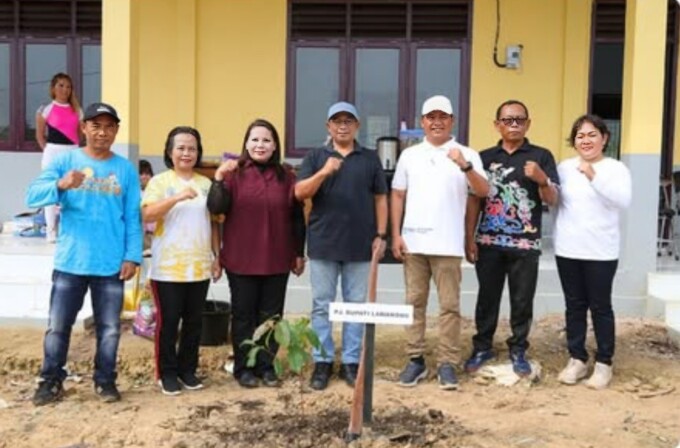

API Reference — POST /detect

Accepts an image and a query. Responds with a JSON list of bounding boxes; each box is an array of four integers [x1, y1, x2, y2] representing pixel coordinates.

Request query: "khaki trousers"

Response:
[[403, 254, 462, 365]]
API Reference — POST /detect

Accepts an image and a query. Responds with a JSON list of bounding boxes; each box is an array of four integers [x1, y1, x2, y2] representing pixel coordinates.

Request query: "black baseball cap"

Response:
[[83, 102, 121, 123]]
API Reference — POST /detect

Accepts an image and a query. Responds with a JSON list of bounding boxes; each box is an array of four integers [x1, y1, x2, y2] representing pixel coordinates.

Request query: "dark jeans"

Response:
[[472, 248, 539, 354], [151, 280, 210, 380], [40, 270, 124, 385], [555, 256, 618, 365], [226, 271, 289, 378]]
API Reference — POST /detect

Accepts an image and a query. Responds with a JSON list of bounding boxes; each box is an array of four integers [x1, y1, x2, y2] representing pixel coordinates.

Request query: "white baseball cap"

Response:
[[421, 95, 453, 116]]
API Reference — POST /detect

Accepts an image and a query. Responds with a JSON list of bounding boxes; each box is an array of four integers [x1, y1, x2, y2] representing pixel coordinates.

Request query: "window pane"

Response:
[[294, 47, 340, 150], [82, 44, 101, 108], [355, 48, 399, 149], [591, 42, 623, 159], [415, 48, 461, 134], [0, 44, 9, 142], [25, 44, 67, 142]]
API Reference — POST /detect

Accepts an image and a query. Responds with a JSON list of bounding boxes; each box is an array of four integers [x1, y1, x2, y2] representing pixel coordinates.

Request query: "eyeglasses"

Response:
[[498, 117, 528, 126], [330, 118, 357, 126]]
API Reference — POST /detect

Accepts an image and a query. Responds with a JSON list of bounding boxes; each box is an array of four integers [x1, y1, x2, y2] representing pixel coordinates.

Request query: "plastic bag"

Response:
[[132, 282, 156, 340], [123, 266, 142, 313]]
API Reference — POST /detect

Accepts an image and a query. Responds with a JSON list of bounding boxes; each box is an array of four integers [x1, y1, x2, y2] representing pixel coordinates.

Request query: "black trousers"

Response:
[[151, 280, 210, 379], [555, 256, 618, 365], [226, 271, 289, 378], [472, 248, 539, 353]]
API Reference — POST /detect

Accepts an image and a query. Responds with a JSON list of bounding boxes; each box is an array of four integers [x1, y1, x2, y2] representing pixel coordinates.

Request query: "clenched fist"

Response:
[[57, 170, 86, 190], [524, 161, 548, 185], [321, 156, 343, 176], [175, 187, 198, 202]]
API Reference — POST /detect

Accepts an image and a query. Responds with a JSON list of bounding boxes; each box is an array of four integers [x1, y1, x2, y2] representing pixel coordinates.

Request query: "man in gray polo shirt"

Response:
[[295, 101, 388, 391]]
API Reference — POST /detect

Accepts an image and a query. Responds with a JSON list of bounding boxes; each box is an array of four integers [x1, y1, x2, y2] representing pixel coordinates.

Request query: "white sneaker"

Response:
[[585, 362, 612, 390], [558, 358, 588, 385]]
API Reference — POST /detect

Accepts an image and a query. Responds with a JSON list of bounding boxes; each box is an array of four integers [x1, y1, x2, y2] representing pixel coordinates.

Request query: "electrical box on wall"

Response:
[[506, 45, 523, 69]]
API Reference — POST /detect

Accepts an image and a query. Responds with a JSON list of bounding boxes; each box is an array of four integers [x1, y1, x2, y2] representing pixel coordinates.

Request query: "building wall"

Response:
[[468, 0, 591, 160], [126, 0, 593, 162], [133, 0, 287, 159]]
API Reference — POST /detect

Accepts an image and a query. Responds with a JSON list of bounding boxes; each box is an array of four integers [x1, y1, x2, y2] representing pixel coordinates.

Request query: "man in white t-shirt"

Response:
[[391, 95, 489, 390]]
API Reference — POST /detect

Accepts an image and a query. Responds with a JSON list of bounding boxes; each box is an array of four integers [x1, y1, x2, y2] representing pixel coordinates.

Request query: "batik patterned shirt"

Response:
[[475, 139, 559, 254]]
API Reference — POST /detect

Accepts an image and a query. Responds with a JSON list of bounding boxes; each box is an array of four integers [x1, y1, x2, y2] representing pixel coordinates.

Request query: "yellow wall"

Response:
[[133, 0, 286, 158], [102, 0, 140, 145], [195, 0, 287, 157], [620, 0, 667, 156], [469, 0, 591, 160]]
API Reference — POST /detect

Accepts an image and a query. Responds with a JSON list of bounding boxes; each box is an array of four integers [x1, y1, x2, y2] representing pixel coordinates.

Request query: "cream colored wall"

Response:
[[133, 0, 286, 158], [469, 0, 591, 160]]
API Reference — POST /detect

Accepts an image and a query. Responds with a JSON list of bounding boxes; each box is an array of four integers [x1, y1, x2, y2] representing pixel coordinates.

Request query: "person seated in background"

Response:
[[139, 159, 155, 252], [139, 159, 154, 191]]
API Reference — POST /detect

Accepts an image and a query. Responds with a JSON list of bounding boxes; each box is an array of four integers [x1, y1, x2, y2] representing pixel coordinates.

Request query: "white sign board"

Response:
[[329, 303, 413, 325]]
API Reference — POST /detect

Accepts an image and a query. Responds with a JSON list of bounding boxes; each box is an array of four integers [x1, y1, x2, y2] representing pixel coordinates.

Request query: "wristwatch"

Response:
[[460, 161, 473, 173], [375, 233, 388, 240]]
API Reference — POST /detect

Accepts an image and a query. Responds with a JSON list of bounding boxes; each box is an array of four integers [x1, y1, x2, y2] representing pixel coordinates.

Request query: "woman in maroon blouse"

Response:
[[207, 118, 306, 388]]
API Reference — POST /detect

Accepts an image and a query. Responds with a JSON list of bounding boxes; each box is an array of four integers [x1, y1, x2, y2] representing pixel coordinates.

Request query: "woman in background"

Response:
[[208, 118, 305, 388], [35, 73, 82, 243], [139, 159, 154, 191], [142, 126, 221, 396], [554, 114, 632, 390], [139, 159, 155, 252]]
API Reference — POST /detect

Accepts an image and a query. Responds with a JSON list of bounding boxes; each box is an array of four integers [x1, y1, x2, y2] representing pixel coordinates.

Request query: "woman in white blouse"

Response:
[[554, 114, 631, 390]]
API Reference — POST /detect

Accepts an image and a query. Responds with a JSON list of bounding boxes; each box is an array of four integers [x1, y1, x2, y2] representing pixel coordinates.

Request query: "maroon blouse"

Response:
[[212, 162, 304, 275]]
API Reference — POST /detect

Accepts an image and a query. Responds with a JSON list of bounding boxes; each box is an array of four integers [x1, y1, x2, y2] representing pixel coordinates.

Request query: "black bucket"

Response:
[[200, 300, 231, 346]]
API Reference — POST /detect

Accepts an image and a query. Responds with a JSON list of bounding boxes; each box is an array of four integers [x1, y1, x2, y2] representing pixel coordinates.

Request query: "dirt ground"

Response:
[[0, 315, 679, 448]]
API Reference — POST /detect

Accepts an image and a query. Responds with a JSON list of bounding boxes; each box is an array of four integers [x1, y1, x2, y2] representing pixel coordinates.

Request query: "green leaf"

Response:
[[273, 358, 283, 377], [240, 339, 256, 348], [288, 348, 306, 374], [305, 328, 321, 350], [246, 346, 262, 368], [274, 320, 291, 347]]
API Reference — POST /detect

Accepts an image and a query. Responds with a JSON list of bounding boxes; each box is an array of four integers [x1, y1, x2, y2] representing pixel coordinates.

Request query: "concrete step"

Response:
[[0, 229, 650, 324], [647, 271, 680, 342]]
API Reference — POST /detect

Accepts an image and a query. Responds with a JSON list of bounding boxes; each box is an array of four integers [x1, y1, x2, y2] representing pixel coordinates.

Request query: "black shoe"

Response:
[[178, 372, 204, 391], [237, 370, 259, 388], [32, 379, 63, 406], [260, 370, 280, 388], [158, 376, 182, 396], [310, 362, 333, 391], [95, 382, 121, 403], [338, 363, 359, 387]]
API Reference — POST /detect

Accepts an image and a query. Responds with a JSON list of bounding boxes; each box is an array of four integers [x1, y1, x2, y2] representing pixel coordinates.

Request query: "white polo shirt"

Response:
[[392, 137, 486, 256]]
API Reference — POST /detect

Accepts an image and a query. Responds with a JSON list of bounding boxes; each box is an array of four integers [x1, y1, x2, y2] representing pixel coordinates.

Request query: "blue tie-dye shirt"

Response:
[[26, 148, 142, 276]]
